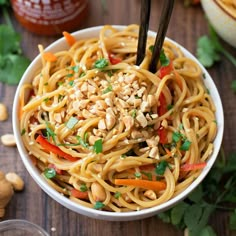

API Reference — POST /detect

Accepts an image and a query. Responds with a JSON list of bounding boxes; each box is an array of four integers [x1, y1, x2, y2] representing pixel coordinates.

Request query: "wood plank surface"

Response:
[[1, 1, 236, 235]]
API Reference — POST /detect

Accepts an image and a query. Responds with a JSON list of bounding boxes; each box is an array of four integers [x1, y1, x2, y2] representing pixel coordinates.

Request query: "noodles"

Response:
[[19, 25, 217, 212], [216, 0, 236, 17]]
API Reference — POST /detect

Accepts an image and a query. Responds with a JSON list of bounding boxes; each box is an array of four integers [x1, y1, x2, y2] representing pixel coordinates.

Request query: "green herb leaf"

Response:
[[45, 122, 56, 144], [172, 131, 182, 143], [79, 184, 88, 192], [102, 84, 113, 94], [155, 160, 168, 175], [77, 135, 89, 148], [66, 117, 78, 129], [93, 139, 103, 154], [159, 49, 170, 66], [114, 192, 121, 199], [180, 140, 191, 151], [21, 128, 26, 136], [44, 168, 56, 179], [196, 35, 221, 68], [131, 109, 137, 118], [170, 201, 188, 226], [134, 172, 141, 178], [0, 25, 30, 85], [94, 58, 109, 69], [141, 171, 152, 181], [94, 201, 105, 209], [149, 45, 154, 52], [68, 80, 74, 86]]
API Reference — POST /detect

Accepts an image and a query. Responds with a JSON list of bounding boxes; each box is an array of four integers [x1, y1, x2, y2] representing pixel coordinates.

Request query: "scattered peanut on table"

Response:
[[1, 134, 16, 147], [0, 103, 8, 121], [0, 171, 24, 217]]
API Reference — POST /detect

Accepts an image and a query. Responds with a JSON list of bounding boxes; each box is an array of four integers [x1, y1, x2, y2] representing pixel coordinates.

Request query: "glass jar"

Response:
[[11, 0, 88, 35]]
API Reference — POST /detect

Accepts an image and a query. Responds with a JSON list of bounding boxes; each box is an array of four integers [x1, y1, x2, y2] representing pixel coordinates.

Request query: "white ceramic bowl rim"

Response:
[[13, 25, 224, 221]]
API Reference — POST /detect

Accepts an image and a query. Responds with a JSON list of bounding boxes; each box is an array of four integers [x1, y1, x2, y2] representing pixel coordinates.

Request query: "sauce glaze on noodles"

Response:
[[19, 25, 217, 212]]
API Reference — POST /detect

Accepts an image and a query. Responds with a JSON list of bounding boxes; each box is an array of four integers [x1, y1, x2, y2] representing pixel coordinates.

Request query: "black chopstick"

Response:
[[149, 0, 175, 73], [136, 0, 151, 66], [136, 0, 175, 73]]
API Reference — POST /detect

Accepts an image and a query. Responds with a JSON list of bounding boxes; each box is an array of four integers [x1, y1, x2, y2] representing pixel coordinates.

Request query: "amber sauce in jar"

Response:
[[11, 0, 88, 35]]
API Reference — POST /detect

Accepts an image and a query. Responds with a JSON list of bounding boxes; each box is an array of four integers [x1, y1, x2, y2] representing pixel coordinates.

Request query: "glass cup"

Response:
[[0, 219, 49, 236]]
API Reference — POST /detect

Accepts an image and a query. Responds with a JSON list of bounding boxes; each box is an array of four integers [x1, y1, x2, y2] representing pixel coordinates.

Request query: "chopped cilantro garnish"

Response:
[[159, 49, 170, 66], [66, 117, 78, 129], [67, 73, 74, 78], [141, 171, 152, 181], [71, 65, 80, 73], [43, 97, 49, 103], [68, 80, 74, 86], [149, 45, 154, 52], [93, 139, 103, 154], [44, 168, 56, 179], [57, 81, 64, 86], [131, 109, 137, 118], [120, 154, 127, 159], [180, 140, 191, 151], [172, 131, 182, 143], [167, 104, 174, 110], [77, 135, 89, 148], [134, 172, 142, 178], [21, 128, 26, 136], [79, 184, 88, 192], [94, 201, 105, 209], [79, 72, 86, 77], [94, 58, 109, 69], [45, 122, 56, 144], [114, 192, 121, 199], [102, 84, 113, 94], [155, 160, 169, 175]]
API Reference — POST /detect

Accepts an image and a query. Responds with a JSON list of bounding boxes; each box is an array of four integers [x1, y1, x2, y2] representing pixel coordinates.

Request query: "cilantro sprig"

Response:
[[158, 149, 236, 235], [0, 2, 30, 85], [197, 24, 236, 68]]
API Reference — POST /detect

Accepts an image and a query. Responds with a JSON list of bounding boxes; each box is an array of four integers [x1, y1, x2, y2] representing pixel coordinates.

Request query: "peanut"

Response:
[[0, 103, 8, 121], [1, 134, 16, 147], [5, 172, 24, 191], [144, 190, 157, 200], [91, 182, 106, 202]]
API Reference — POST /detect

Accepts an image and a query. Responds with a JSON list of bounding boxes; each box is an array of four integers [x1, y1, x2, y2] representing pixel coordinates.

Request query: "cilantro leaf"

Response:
[[94, 201, 105, 209], [44, 168, 56, 179], [94, 58, 109, 69], [159, 49, 170, 66], [93, 139, 103, 154], [0, 25, 30, 85], [196, 36, 221, 68], [155, 160, 168, 175]]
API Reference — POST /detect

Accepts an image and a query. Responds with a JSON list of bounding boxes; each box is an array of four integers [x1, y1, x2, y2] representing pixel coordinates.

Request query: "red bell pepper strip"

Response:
[[159, 61, 173, 79], [108, 53, 122, 65], [158, 92, 168, 116], [180, 162, 207, 171], [157, 126, 168, 144], [36, 135, 77, 162], [71, 188, 89, 200]]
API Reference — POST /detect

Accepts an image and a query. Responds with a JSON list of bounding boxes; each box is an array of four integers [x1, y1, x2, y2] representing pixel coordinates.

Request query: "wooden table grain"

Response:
[[1, 1, 236, 235]]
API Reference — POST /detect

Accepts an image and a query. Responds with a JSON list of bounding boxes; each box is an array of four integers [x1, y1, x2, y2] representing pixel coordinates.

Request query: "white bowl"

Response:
[[13, 26, 224, 221], [201, 0, 236, 48]]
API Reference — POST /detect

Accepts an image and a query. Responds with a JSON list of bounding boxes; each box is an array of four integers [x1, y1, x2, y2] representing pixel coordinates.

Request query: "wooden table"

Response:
[[1, 1, 236, 235]]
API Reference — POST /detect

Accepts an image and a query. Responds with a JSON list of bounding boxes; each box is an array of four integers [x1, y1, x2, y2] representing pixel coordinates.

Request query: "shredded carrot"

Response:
[[114, 179, 166, 191], [63, 31, 76, 47], [43, 52, 57, 62], [71, 188, 89, 200], [180, 162, 207, 171], [164, 148, 172, 157]]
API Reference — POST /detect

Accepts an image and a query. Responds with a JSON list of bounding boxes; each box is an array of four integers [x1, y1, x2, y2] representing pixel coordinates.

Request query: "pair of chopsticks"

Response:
[[136, 0, 175, 73]]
